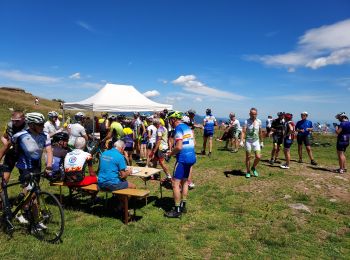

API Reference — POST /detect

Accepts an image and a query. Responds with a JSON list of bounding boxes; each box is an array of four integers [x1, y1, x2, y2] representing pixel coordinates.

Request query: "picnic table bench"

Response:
[[50, 181, 150, 224]]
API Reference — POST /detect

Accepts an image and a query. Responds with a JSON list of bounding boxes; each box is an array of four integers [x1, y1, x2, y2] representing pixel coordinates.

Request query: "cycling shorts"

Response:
[[245, 139, 261, 153], [147, 142, 155, 150], [204, 130, 214, 137], [297, 135, 311, 146], [272, 134, 283, 145], [3, 147, 18, 173], [154, 149, 167, 161], [284, 138, 294, 149], [337, 141, 349, 152], [173, 161, 193, 180], [98, 181, 128, 191], [168, 130, 175, 138]]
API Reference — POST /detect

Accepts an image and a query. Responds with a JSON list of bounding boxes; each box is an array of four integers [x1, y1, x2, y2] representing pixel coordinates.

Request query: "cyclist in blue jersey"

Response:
[[201, 108, 217, 157], [165, 111, 196, 218], [334, 112, 350, 174], [11, 112, 53, 227], [295, 112, 317, 165]]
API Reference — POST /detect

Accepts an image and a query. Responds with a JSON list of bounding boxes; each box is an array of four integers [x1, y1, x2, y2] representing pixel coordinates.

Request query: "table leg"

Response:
[[123, 195, 129, 225]]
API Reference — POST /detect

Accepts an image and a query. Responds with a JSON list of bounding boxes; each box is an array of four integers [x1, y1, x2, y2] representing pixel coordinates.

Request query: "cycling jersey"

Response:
[[296, 119, 313, 136], [44, 121, 59, 136], [147, 125, 157, 144], [174, 123, 196, 164], [64, 149, 92, 182], [244, 118, 262, 142], [229, 119, 242, 132], [12, 130, 51, 171], [110, 121, 124, 141], [122, 127, 134, 149], [68, 123, 86, 147], [156, 125, 168, 151], [203, 115, 216, 133], [271, 118, 285, 135]]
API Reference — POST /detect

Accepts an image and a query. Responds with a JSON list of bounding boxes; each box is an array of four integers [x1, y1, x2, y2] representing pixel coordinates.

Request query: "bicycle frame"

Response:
[[1, 172, 41, 230]]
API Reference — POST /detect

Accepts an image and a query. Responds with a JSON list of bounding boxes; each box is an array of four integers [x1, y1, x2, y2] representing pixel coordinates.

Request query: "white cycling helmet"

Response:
[[48, 111, 58, 118], [182, 115, 190, 124], [75, 112, 85, 121], [25, 112, 45, 124]]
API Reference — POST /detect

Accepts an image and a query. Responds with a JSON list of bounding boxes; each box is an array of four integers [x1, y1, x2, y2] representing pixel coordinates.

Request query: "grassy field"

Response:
[[0, 89, 349, 259]]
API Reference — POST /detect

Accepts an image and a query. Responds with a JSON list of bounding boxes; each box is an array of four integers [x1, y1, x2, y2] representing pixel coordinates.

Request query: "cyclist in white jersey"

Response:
[[67, 112, 89, 148], [240, 108, 264, 178], [44, 111, 61, 138]]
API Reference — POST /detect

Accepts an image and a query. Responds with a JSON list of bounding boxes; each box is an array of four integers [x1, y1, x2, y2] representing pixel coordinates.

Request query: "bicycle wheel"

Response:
[[29, 191, 64, 243]]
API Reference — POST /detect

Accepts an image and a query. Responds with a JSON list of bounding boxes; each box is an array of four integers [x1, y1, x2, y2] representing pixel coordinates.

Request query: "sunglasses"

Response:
[[34, 123, 45, 127]]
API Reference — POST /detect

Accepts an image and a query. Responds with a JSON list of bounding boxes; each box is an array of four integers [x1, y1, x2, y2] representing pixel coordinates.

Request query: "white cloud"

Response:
[[143, 90, 160, 98], [165, 96, 184, 104], [80, 82, 103, 89], [69, 72, 81, 79], [271, 94, 337, 103], [250, 19, 350, 70], [0, 70, 60, 84], [76, 21, 95, 32], [158, 79, 168, 84], [195, 97, 203, 102], [172, 75, 246, 101]]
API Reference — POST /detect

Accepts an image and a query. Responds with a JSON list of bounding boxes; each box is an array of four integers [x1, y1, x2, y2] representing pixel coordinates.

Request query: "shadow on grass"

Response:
[[153, 197, 174, 212], [307, 165, 333, 172], [224, 170, 245, 177], [55, 192, 155, 224]]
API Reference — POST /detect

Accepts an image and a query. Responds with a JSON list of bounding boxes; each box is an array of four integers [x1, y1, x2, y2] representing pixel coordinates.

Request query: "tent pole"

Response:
[[92, 110, 95, 141]]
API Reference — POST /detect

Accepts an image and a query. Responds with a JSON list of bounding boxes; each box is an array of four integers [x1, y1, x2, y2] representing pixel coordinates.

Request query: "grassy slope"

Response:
[[0, 93, 349, 259], [0, 89, 61, 132]]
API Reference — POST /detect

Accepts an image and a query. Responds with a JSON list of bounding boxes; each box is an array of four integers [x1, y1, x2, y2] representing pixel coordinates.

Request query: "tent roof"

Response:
[[63, 83, 172, 112]]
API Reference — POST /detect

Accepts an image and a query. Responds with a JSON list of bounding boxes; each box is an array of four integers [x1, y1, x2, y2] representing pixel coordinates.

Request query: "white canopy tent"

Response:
[[63, 83, 172, 112]]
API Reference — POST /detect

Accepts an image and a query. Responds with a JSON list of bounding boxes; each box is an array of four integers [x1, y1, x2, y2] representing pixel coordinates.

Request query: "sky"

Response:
[[0, 0, 349, 121]]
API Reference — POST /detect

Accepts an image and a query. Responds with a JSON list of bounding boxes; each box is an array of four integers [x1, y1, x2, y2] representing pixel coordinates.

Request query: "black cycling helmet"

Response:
[[206, 108, 211, 115], [52, 132, 69, 143], [277, 112, 285, 116], [109, 115, 117, 121]]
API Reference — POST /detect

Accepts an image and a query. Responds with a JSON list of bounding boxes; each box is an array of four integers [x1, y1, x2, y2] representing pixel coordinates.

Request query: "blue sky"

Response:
[[0, 0, 349, 121]]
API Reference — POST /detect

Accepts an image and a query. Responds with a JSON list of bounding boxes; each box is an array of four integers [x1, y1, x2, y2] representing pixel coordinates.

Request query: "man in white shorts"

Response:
[[240, 108, 264, 178]]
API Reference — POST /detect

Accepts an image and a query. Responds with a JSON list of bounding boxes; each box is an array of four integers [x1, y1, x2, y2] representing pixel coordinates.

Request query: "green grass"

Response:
[[1, 107, 349, 258]]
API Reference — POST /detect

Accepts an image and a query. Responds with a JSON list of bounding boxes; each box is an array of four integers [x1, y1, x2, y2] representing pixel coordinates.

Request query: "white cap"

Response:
[[301, 111, 308, 115]]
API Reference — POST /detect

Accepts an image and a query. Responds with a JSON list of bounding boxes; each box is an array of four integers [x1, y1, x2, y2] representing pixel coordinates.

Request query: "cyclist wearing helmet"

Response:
[[68, 112, 88, 148], [334, 112, 350, 174], [146, 116, 157, 166], [132, 112, 142, 157], [182, 114, 196, 189], [201, 108, 217, 157], [12, 113, 53, 227], [295, 112, 317, 165], [0, 111, 27, 183], [46, 132, 70, 181], [12, 112, 53, 178], [280, 113, 295, 169], [165, 111, 196, 218], [240, 108, 263, 178], [269, 112, 285, 165], [122, 120, 135, 166], [44, 111, 60, 137]]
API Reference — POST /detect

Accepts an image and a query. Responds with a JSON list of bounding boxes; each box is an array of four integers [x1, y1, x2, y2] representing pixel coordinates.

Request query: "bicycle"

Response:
[[0, 165, 64, 243], [87, 139, 103, 164]]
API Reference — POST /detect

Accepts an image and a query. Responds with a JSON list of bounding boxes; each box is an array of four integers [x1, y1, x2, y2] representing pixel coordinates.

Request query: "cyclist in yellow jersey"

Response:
[[122, 120, 134, 165], [101, 115, 124, 148]]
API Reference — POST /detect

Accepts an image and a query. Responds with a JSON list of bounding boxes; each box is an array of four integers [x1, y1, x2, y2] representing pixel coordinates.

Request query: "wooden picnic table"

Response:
[[129, 166, 163, 198]]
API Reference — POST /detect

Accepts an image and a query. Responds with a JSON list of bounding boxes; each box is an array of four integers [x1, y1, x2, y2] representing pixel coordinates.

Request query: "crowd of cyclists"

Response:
[[0, 107, 349, 221]]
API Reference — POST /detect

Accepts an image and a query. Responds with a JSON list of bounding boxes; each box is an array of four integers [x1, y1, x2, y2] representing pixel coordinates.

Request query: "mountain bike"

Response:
[[0, 165, 64, 243]]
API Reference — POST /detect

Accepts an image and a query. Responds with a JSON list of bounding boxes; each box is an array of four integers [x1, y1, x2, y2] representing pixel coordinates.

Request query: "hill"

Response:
[[0, 87, 61, 130]]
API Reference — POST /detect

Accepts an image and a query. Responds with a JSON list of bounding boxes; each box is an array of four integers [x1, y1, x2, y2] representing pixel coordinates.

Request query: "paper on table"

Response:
[[132, 168, 141, 174]]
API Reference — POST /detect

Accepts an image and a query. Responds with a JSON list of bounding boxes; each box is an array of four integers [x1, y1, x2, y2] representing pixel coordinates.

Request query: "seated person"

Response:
[[46, 132, 70, 182], [98, 140, 136, 191], [64, 137, 97, 186]]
